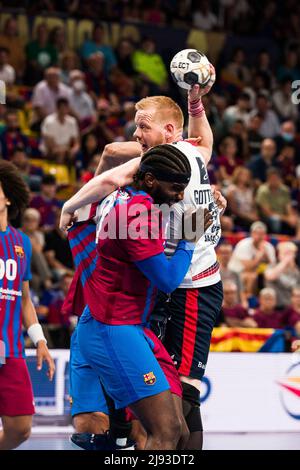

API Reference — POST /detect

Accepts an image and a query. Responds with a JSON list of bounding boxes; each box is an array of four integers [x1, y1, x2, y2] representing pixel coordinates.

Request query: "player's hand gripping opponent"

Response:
[[182, 207, 213, 243]]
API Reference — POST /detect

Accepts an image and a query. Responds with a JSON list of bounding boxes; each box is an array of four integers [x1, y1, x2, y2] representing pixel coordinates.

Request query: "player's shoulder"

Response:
[[171, 140, 204, 161], [18, 229, 31, 246], [123, 186, 153, 207]]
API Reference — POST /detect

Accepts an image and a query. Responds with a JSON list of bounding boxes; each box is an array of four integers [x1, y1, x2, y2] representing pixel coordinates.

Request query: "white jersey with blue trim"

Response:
[[165, 140, 221, 288]]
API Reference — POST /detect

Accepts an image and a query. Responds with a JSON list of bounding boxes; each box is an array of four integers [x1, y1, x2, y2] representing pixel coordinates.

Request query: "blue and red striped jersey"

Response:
[[63, 187, 165, 325], [0, 226, 32, 358]]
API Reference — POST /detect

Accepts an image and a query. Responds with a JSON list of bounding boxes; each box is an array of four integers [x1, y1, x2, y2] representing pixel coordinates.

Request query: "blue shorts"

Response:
[[69, 328, 108, 417], [77, 307, 170, 409]]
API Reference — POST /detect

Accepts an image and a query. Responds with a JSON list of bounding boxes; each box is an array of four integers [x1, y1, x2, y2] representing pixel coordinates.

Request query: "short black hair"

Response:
[[0, 47, 9, 55], [135, 144, 191, 183], [0, 160, 30, 219], [42, 174, 56, 185], [266, 167, 281, 178], [12, 145, 25, 155], [56, 97, 69, 108]]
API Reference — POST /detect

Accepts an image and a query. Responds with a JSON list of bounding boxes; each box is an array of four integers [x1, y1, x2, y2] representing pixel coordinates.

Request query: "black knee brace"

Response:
[[182, 382, 203, 433]]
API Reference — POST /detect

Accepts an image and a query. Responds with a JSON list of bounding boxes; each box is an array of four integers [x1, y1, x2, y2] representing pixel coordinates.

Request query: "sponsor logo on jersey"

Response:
[[14, 245, 24, 258], [143, 371, 156, 385]]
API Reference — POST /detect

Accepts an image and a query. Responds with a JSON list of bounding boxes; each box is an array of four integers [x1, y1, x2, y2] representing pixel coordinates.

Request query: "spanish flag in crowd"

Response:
[[210, 328, 286, 352]]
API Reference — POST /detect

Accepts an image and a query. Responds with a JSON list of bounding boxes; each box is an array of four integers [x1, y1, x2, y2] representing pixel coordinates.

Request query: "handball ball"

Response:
[[170, 49, 215, 90]]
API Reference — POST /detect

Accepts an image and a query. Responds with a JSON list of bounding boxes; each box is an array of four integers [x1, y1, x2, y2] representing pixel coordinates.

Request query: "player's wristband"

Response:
[[27, 323, 47, 347], [188, 98, 205, 117]]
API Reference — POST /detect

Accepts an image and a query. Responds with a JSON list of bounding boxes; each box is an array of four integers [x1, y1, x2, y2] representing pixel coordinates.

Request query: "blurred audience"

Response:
[[31, 67, 71, 129], [265, 242, 300, 309], [30, 174, 62, 231], [228, 221, 276, 298], [21, 208, 52, 295], [255, 167, 297, 235], [44, 211, 74, 280], [222, 280, 257, 327], [285, 286, 300, 336], [40, 97, 80, 163], [253, 288, 285, 328]]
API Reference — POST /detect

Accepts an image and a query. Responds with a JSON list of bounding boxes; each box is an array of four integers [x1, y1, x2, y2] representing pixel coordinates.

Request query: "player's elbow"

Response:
[[158, 278, 181, 294], [103, 143, 119, 159]]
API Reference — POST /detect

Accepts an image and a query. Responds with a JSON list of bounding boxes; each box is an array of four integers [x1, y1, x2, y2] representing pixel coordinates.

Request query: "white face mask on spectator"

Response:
[[73, 79, 85, 92]]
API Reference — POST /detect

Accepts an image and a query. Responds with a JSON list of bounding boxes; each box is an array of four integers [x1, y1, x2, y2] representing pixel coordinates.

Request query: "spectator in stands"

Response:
[[227, 167, 259, 230], [143, 0, 166, 25], [255, 50, 275, 90], [85, 52, 109, 100], [0, 109, 30, 160], [122, 0, 143, 22], [80, 154, 101, 184], [0, 47, 15, 85], [25, 22, 58, 85], [44, 210, 74, 279], [277, 49, 300, 82], [255, 167, 297, 235], [68, 69, 96, 131], [217, 136, 243, 187], [265, 242, 300, 309], [192, 0, 218, 31], [228, 221, 276, 298], [285, 286, 300, 336], [222, 91, 251, 130], [0, 17, 25, 78], [224, 47, 251, 85], [49, 25, 67, 58], [247, 138, 277, 184], [30, 174, 62, 231], [37, 272, 73, 348], [40, 97, 80, 163], [21, 208, 52, 294], [272, 78, 299, 122], [217, 243, 243, 298], [76, 132, 99, 172], [247, 114, 264, 157], [80, 22, 116, 76], [249, 93, 280, 138], [275, 120, 300, 164], [59, 50, 81, 85], [243, 72, 269, 108], [222, 280, 257, 327], [10, 146, 44, 191], [115, 38, 136, 77], [227, 119, 249, 161], [253, 288, 285, 328], [274, 144, 296, 186], [132, 37, 168, 91], [31, 67, 71, 129]]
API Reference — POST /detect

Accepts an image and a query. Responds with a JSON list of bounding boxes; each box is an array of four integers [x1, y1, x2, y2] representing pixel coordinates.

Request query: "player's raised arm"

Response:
[[60, 157, 141, 230], [187, 79, 214, 166]]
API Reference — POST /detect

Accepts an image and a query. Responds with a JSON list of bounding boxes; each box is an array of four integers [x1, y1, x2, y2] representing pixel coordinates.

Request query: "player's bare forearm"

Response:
[[95, 141, 142, 176], [188, 112, 213, 153], [62, 157, 141, 216], [187, 83, 214, 166]]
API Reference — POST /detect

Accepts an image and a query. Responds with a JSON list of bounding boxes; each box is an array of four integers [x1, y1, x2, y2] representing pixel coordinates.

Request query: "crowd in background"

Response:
[[0, 0, 299, 348]]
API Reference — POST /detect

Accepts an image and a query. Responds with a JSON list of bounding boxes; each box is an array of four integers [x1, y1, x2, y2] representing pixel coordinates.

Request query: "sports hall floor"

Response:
[[16, 429, 300, 450]]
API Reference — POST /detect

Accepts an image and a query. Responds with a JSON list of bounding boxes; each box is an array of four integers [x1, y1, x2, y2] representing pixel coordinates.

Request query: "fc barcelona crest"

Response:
[[14, 245, 24, 258], [143, 371, 156, 385]]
